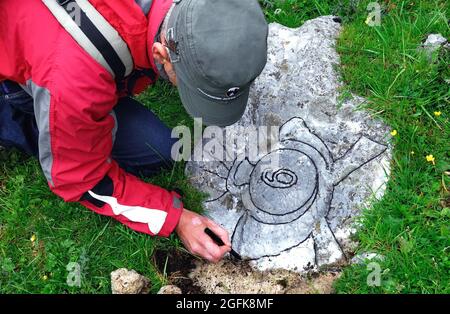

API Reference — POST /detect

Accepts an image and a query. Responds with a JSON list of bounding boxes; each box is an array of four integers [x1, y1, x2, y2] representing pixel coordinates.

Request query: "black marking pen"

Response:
[[204, 228, 242, 260]]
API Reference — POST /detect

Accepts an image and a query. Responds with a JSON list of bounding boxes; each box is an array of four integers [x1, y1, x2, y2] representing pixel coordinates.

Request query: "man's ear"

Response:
[[152, 42, 169, 65]]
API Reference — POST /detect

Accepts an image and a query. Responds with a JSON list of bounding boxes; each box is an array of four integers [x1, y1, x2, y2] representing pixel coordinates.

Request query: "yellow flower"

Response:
[[30, 234, 36, 242], [410, 151, 415, 155], [434, 111, 441, 117], [42, 275, 48, 281], [390, 129, 398, 136], [426, 154, 435, 165]]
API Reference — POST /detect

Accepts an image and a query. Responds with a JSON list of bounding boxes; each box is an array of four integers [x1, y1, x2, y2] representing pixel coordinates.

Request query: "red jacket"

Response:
[[0, 0, 183, 237]]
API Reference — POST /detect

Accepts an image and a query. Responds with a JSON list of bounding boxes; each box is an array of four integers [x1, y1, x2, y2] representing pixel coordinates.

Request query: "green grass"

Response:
[[265, 0, 449, 294], [0, 0, 449, 293], [331, 0, 449, 293], [0, 84, 197, 293]]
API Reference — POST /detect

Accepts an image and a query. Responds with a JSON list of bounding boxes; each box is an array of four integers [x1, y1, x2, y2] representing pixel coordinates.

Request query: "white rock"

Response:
[[422, 33, 448, 48], [351, 252, 385, 265], [186, 16, 392, 272], [420, 33, 449, 58], [157, 285, 182, 294], [110, 268, 150, 294]]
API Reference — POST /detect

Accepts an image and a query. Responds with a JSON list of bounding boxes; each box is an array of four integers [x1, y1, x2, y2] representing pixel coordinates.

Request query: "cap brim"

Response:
[[177, 79, 249, 127]]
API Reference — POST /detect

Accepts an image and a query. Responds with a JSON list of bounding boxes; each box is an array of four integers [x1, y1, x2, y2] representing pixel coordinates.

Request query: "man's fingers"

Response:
[[203, 236, 225, 255], [189, 241, 220, 263], [203, 253, 216, 263], [202, 235, 229, 261], [205, 219, 231, 247]]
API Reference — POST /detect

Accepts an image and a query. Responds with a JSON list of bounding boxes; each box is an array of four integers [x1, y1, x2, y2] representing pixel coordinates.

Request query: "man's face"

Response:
[[152, 33, 177, 86]]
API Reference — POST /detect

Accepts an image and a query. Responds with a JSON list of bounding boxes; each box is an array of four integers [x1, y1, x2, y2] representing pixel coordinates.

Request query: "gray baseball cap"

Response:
[[164, 0, 268, 126]]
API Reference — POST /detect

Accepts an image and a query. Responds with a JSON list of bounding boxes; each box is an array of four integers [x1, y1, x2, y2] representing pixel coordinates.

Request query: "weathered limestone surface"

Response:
[[419, 33, 449, 60], [157, 285, 183, 294], [111, 268, 150, 294], [186, 16, 392, 272]]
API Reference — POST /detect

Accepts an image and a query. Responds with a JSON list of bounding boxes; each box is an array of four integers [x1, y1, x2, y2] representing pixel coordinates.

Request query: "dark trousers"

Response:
[[0, 81, 176, 177]]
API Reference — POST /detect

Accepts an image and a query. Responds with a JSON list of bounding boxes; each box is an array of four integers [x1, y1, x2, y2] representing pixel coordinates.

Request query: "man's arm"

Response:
[[28, 49, 230, 261], [28, 74, 183, 237]]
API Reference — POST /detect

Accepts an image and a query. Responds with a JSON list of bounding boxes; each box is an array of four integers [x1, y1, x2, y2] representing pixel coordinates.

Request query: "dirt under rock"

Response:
[[190, 260, 341, 294], [154, 249, 342, 294], [153, 249, 203, 294]]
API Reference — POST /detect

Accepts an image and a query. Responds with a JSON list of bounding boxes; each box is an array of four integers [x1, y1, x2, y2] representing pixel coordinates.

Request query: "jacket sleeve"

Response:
[[28, 55, 182, 237]]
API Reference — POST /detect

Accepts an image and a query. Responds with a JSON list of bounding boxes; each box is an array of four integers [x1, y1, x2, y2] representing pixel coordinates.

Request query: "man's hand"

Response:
[[175, 208, 231, 263]]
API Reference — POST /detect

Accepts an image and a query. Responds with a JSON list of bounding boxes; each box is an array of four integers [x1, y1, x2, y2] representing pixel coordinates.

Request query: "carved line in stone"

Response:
[[249, 183, 318, 225], [248, 148, 319, 217], [199, 117, 389, 263], [283, 139, 331, 169], [333, 146, 388, 187], [261, 168, 298, 188], [230, 212, 314, 262], [233, 158, 254, 188], [205, 190, 229, 203], [198, 167, 228, 180], [283, 116, 334, 160]]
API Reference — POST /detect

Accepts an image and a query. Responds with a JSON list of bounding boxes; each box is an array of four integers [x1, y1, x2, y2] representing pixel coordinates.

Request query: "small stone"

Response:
[[110, 268, 150, 294], [157, 285, 182, 294], [351, 252, 385, 265], [420, 33, 449, 59], [422, 33, 448, 48]]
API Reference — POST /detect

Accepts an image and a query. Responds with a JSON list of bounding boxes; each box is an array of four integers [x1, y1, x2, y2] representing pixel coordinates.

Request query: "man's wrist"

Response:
[[157, 194, 184, 237], [174, 208, 186, 234]]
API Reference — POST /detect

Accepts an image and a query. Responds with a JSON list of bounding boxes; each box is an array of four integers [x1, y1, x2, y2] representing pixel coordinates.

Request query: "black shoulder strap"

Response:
[[42, 0, 134, 81]]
